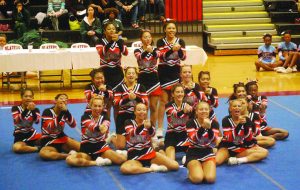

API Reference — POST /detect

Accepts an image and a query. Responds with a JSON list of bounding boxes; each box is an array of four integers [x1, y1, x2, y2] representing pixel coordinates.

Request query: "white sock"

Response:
[[237, 157, 248, 164]]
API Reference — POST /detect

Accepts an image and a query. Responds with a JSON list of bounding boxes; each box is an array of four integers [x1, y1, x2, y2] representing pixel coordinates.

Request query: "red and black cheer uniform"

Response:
[[114, 83, 148, 135], [40, 107, 76, 152], [219, 116, 257, 156], [157, 37, 186, 90], [248, 95, 271, 133], [96, 38, 128, 90], [205, 87, 219, 121], [185, 119, 219, 166], [11, 105, 41, 146], [80, 112, 111, 160], [124, 119, 156, 166], [164, 101, 191, 152], [134, 47, 162, 96], [248, 112, 261, 137], [84, 83, 113, 113]]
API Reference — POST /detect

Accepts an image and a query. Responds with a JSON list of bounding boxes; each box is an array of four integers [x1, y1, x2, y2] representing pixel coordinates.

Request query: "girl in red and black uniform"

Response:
[[198, 71, 219, 122], [96, 22, 128, 91], [216, 99, 268, 166], [134, 30, 161, 130], [39, 94, 80, 160], [12, 88, 41, 153], [245, 80, 289, 140], [120, 103, 179, 174], [180, 65, 207, 112], [156, 20, 186, 138], [84, 68, 113, 118], [239, 98, 275, 148], [164, 84, 193, 160], [186, 102, 219, 184], [113, 67, 148, 150], [66, 97, 126, 167]]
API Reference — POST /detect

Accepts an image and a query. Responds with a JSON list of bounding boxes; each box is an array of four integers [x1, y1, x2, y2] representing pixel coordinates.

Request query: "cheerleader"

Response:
[[39, 94, 80, 160], [180, 65, 207, 111], [239, 98, 275, 148], [12, 88, 41, 153], [134, 30, 161, 128], [66, 97, 126, 167], [186, 102, 219, 184], [164, 83, 192, 160], [156, 20, 186, 138], [120, 103, 179, 174], [245, 81, 289, 140], [198, 71, 218, 122], [96, 22, 128, 91], [254, 33, 279, 71], [228, 82, 247, 100], [216, 99, 268, 166], [84, 68, 113, 118], [113, 67, 148, 150]]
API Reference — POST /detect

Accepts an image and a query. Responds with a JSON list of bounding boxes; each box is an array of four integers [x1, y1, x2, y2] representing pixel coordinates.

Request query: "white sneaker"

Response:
[[274, 67, 284, 71], [292, 65, 298, 72], [95, 157, 112, 166], [282, 67, 293, 73], [228, 157, 239, 165], [182, 155, 186, 165], [106, 132, 116, 144], [150, 164, 168, 172], [69, 150, 77, 155], [276, 67, 286, 73]]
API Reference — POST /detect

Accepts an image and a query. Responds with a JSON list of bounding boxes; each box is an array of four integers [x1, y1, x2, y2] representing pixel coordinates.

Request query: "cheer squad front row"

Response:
[[11, 21, 289, 184]]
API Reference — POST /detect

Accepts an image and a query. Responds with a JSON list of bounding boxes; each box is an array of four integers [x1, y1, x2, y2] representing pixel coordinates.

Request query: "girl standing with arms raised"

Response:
[[134, 30, 161, 132], [156, 20, 186, 138]]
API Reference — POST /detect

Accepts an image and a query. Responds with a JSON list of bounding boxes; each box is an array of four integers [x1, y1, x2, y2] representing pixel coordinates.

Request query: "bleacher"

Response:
[[203, 0, 300, 55]]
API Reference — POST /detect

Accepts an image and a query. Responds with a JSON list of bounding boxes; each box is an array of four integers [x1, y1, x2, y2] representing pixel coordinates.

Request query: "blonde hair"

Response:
[[89, 96, 104, 107]]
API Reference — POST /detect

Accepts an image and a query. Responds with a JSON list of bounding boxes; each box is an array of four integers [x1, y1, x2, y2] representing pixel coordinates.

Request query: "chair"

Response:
[[131, 41, 143, 48], [2, 44, 26, 89], [70, 43, 92, 88], [39, 43, 64, 89]]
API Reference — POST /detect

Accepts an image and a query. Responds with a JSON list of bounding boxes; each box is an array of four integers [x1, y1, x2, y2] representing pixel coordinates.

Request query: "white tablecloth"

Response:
[[0, 46, 207, 72]]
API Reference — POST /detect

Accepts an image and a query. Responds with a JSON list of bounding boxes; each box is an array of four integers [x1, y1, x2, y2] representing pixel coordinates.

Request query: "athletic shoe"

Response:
[[228, 157, 239, 165], [274, 67, 284, 71], [150, 164, 168, 172], [116, 150, 128, 159], [292, 65, 298, 72], [96, 157, 112, 166], [276, 67, 286, 73], [282, 67, 293, 73], [182, 155, 186, 165]]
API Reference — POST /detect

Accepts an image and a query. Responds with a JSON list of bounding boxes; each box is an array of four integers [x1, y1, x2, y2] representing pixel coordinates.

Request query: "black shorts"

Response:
[[138, 72, 160, 94], [80, 141, 110, 160], [158, 64, 180, 89], [127, 147, 155, 162], [164, 131, 189, 152], [116, 112, 135, 135], [102, 66, 124, 90], [40, 133, 67, 153], [185, 148, 215, 166], [13, 131, 39, 146], [219, 141, 256, 157]]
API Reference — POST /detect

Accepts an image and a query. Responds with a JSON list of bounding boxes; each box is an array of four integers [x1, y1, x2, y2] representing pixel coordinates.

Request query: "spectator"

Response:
[[114, 0, 139, 28], [90, 0, 108, 21], [102, 7, 123, 37], [67, 0, 90, 22], [139, 0, 165, 22], [12, 1, 30, 38], [0, 33, 7, 50], [0, 0, 13, 18], [47, 0, 69, 30], [80, 5, 102, 47]]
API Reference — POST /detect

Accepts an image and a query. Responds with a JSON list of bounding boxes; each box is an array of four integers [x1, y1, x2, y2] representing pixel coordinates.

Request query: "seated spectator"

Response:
[[80, 5, 102, 47], [47, 0, 69, 31], [67, 0, 89, 22], [255, 34, 280, 71], [0, 0, 13, 18], [102, 7, 123, 37], [90, 0, 108, 21], [278, 44, 300, 73], [12, 1, 30, 38], [114, 0, 139, 28], [139, 0, 165, 22], [0, 33, 7, 50]]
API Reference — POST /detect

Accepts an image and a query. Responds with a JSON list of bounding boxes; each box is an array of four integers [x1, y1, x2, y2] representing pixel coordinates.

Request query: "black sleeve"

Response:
[[116, 39, 124, 52]]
